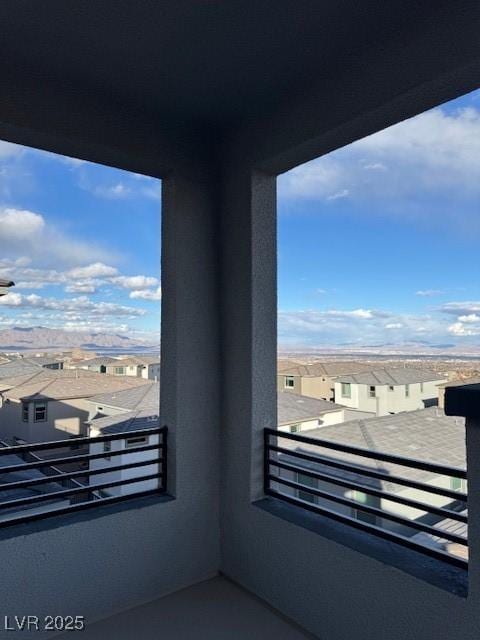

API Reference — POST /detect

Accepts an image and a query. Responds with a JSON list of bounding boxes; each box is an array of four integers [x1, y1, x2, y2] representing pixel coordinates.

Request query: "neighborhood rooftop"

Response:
[[278, 391, 343, 426], [0, 369, 152, 401], [89, 382, 160, 413], [279, 361, 377, 378], [278, 407, 465, 488], [88, 411, 160, 435], [335, 367, 446, 386]]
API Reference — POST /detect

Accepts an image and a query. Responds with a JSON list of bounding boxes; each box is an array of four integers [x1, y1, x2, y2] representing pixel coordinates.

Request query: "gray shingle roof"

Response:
[[1, 369, 152, 401], [89, 411, 160, 435], [335, 367, 446, 386], [71, 356, 119, 367], [89, 382, 160, 412], [0, 360, 42, 379], [278, 391, 343, 425], [276, 407, 465, 489], [279, 361, 376, 378]]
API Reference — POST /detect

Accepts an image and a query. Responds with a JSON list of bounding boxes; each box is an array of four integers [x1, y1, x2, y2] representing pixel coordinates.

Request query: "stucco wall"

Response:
[[0, 167, 221, 638]]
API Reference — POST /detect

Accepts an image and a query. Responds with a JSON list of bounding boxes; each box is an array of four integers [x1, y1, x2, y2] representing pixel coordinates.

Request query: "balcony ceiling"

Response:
[[0, 1, 478, 172]]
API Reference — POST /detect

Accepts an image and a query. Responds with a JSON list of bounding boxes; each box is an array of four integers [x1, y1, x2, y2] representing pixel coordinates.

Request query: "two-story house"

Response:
[[334, 368, 447, 416], [278, 361, 377, 402]]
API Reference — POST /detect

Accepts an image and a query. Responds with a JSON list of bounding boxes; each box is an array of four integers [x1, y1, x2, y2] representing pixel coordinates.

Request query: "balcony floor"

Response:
[[73, 576, 315, 639]]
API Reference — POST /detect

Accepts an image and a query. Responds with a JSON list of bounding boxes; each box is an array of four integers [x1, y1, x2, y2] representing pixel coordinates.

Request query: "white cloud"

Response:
[[130, 286, 162, 301], [440, 301, 480, 316], [448, 322, 480, 337], [0, 292, 145, 317], [112, 275, 158, 290], [385, 323, 403, 329], [458, 314, 480, 323], [0, 208, 45, 239], [278, 104, 480, 211], [0, 208, 116, 268], [416, 289, 444, 297], [65, 282, 97, 294], [0, 140, 24, 159], [327, 189, 349, 201], [68, 262, 118, 279]]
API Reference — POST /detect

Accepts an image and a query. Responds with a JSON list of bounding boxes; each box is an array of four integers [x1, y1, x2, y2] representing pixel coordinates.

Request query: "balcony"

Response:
[[0, 3, 479, 640], [0, 427, 167, 526]]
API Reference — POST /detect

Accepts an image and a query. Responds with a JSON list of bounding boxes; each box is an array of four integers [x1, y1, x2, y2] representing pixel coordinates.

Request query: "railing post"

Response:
[[263, 429, 269, 496], [162, 426, 168, 494], [445, 383, 480, 592]]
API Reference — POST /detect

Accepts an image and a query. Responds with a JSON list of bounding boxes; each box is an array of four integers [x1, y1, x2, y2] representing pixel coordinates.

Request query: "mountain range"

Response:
[[0, 327, 157, 351]]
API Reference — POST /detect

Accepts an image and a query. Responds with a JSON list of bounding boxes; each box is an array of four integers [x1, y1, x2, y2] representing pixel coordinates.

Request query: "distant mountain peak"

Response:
[[0, 326, 156, 351]]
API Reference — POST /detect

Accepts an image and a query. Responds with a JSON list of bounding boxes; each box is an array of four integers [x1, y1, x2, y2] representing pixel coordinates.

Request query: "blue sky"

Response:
[[1, 88, 480, 349], [277, 88, 480, 348], [0, 146, 161, 341]]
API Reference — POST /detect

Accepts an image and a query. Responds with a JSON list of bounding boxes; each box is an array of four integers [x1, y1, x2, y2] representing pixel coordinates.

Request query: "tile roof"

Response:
[[88, 382, 160, 412], [0, 360, 42, 379], [335, 367, 447, 386], [1, 369, 152, 401], [279, 361, 377, 378], [89, 411, 160, 435], [278, 391, 343, 425], [70, 356, 119, 367], [276, 407, 465, 489]]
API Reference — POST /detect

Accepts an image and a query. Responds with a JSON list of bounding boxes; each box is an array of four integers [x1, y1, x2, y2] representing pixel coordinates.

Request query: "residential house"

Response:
[[66, 356, 120, 374], [86, 383, 160, 497], [278, 391, 345, 433], [334, 368, 447, 416], [272, 407, 466, 558], [107, 355, 160, 380], [278, 361, 377, 402], [0, 369, 153, 443]]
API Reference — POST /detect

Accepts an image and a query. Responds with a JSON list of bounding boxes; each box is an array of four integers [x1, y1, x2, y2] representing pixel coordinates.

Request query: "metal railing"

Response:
[[264, 428, 467, 569], [0, 426, 167, 527]]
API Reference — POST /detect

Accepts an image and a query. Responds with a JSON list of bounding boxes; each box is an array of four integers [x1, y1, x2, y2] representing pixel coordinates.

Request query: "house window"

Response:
[[451, 477, 463, 492], [341, 383, 351, 398], [388, 385, 394, 392], [368, 386, 376, 398], [284, 376, 295, 388], [34, 401, 47, 422], [290, 423, 300, 433], [296, 473, 317, 504], [405, 384, 410, 397], [114, 367, 125, 375], [352, 490, 376, 525], [22, 402, 29, 422], [103, 440, 112, 460], [125, 436, 149, 449]]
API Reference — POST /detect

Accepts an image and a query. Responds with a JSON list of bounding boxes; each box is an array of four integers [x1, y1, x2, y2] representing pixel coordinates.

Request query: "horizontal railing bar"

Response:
[[0, 443, 161, 475], [266, 428, 466, 479], [0, 426, 166, 455], [0, 472, 163, 511], [0, 487, 167, 530], [265, 488, 468, 570], [0, 456, 164, 493], [268, 459, 468, 523], [268, 445, 467, 502], [269, 475, 468, 545]]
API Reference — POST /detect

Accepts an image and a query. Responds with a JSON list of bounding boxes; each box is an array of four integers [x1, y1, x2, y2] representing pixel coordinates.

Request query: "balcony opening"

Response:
[[0, 139, 165, 526], [271, 89, 480, 571]]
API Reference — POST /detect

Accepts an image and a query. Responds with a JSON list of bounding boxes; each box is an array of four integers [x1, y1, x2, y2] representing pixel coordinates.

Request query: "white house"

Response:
[[272, 407, 466, 559], [86, 383, 161, 497], [334, 368, 447, 416], [278, 391, 346, 433]]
